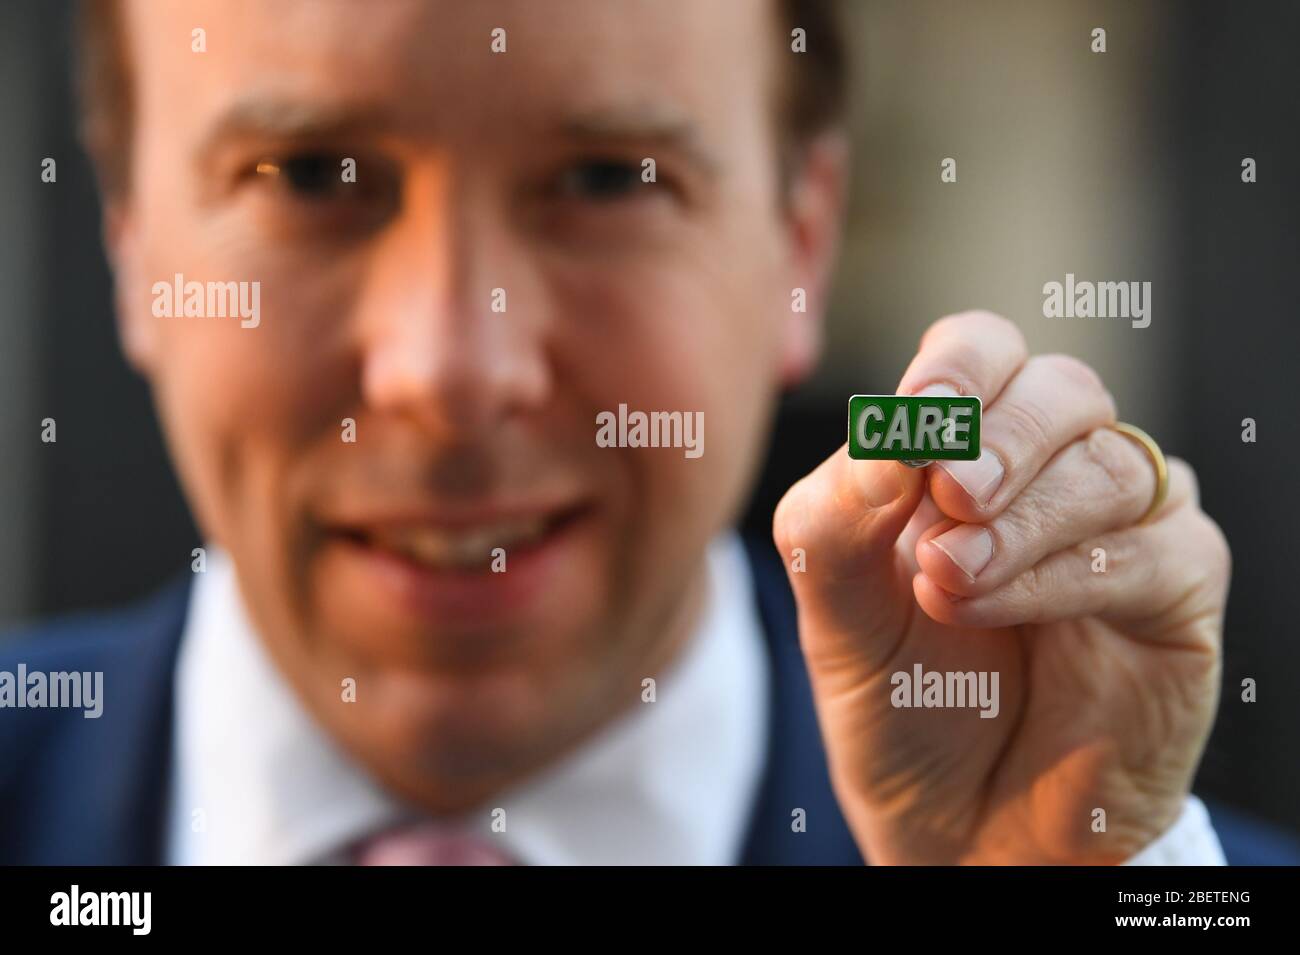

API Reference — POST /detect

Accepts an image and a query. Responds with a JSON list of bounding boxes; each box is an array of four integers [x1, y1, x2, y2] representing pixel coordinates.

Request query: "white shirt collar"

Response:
[[166, 534, 769, 865]]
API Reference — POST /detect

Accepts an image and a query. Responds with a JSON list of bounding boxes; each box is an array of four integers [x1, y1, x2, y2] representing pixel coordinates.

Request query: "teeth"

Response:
[[371, 517, 550, 569]]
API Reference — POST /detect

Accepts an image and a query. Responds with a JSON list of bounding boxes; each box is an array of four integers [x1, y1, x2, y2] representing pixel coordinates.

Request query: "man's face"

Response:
[[112, 0, 838, 809]]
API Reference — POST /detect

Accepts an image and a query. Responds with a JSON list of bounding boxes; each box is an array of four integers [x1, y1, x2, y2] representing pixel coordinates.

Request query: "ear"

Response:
[[777, 130, 850, 389], [102, 197, 159, 375]]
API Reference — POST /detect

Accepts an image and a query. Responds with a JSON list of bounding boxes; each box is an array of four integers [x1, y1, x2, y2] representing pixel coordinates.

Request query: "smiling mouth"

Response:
[[333, 503, 590, 572]]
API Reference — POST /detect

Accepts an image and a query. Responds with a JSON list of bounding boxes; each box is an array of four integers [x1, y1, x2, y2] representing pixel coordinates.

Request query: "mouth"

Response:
[[327, 500, 592, 576], [346, 510, 574, 572], [319, 498, 596, 630]]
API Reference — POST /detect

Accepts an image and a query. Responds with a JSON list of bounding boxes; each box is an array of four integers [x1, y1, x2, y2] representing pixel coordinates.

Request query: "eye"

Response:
[[245, 150, 401, 235], [554, 159, 645, 202], [254, 153, 351, 199]]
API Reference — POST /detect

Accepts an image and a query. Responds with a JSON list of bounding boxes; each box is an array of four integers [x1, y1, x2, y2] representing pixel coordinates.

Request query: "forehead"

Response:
[[124, 0, 779, 146]]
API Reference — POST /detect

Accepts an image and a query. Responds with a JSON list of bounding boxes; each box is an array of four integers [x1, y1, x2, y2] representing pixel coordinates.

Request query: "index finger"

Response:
[[896, 310, 1029, 406]]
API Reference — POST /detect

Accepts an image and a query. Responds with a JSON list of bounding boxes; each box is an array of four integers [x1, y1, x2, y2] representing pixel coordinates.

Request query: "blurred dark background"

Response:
[[1, 1, 1296, 837]]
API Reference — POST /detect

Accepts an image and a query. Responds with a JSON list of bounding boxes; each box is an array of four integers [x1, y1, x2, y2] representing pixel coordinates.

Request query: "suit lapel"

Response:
[[739, 538, 864, 865], [5, 578, 190, 864]]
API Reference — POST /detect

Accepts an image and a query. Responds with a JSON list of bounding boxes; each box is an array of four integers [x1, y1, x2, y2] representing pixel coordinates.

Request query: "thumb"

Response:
[[773, 447, 926, 672]]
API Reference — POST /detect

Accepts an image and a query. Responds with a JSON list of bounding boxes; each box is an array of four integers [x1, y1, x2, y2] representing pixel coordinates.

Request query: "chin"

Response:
[[338, 665, 587, 800]]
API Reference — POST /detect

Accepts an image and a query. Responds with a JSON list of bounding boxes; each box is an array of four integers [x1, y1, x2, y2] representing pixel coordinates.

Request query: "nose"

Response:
[[357, 163, 551, 442]]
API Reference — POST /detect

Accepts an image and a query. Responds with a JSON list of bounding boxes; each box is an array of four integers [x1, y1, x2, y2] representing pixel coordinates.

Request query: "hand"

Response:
[[773, 311, 1231, 864]]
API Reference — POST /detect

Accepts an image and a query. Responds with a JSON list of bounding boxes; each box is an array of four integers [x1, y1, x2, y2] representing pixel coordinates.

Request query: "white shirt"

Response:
[[165, 536, 1223, 865], [166, 536, 768, 865]]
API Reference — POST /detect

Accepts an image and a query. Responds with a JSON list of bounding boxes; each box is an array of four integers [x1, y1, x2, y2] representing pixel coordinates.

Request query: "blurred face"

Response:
[[111, 0, 842, 811]]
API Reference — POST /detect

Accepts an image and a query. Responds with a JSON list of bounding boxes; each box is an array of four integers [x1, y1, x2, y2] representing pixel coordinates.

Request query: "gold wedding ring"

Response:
[[1111, 422, 1169, 524]]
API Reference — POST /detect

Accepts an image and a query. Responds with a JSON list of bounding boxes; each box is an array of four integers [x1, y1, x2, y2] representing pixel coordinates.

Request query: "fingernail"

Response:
[[931, 525, 994, 579], [940, 449, 1004, 505], [860, 462, 903, 508], [913, 384, 1003, 503], [913, 382, 960, 398]]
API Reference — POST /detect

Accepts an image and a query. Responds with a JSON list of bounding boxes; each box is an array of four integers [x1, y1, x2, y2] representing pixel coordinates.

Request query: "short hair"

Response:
[[76, 0, 848, 199]]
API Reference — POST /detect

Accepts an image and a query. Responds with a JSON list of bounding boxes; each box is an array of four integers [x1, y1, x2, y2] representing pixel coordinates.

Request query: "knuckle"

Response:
[[1157, 510, 1232, 635], [991, 496, 1039, 554], [999, 396, 1057, 454], [1082, 426, 1148, 503], [1167, 457, 1200, 507], [1193, 511, 1233, 586], [987, 312, 1029, 354], [1014, 558, 1056, 620], [1034, 353, 1116, 414], [1035, 352, 1100, 390], [1126, 530, 1161, 588]]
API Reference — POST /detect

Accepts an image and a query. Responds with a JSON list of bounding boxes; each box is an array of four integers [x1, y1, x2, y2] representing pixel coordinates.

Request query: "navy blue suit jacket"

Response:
[[1, 540, 1296, 865]]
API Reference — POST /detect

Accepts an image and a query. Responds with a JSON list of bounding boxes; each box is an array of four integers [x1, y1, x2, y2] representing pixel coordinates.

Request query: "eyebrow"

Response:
[[193, 96, 720, 177], [557, 106, 721, 177], [194, 97, 398, 164]]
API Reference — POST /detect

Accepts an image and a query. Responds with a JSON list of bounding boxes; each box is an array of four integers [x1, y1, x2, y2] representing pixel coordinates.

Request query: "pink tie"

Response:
[[353, 823, 518, 866]]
